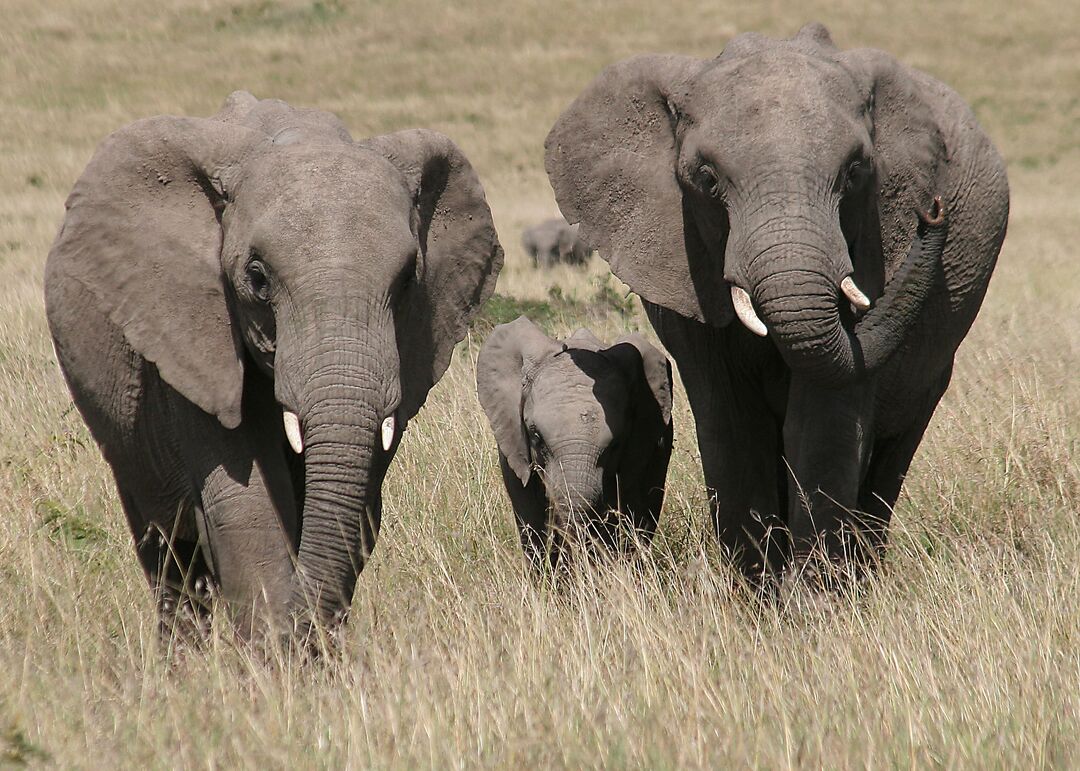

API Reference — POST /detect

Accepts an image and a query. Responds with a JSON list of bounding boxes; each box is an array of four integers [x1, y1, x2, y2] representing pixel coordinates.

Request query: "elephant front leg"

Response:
[[133, 520, 214, 642], [783, 375, 876, 579], [176, 392, 300, 641], [498, 455, 553, 570]]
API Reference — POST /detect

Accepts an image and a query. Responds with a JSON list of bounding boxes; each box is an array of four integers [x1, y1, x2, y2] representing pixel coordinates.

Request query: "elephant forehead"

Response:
[[689, 51, 864, 141], [529, 357, 627, 432], [240, 146, 416, 256]]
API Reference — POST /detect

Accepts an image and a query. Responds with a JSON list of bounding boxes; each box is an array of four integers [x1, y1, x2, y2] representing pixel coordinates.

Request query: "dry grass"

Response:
[[1, 0, 1078, 767]]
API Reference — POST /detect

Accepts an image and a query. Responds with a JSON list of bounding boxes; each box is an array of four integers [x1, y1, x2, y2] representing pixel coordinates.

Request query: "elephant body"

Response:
[[545, 24, 1008, 580], [521, 217, 593, 268], [476, 318, 673, 566], [45, 92, 503, 640]]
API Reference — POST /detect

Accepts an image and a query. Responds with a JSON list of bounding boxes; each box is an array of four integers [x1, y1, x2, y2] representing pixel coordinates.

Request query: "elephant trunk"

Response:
[[545, 447, 606, 535], [279, 321, 400, 637], [734, 198, 948, 385]]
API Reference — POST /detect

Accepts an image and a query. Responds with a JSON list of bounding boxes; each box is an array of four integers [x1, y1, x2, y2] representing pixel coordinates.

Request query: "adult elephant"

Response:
[[545, 24, 1008, 581], [45, 92, 503, 640]]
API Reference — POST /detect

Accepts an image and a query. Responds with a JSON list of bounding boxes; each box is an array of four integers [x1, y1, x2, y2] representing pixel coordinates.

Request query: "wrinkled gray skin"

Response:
[[45, 91, 503, 641], [545, 24, 1009, 582], [477, 317, 673, 567], [521, 217, 593, 268]]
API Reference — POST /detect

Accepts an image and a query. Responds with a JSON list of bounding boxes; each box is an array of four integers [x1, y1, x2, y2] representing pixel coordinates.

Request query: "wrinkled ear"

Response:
[[46, 116, 265, 428], [840, 49, 946, 272], [476, 317, 560, 484], [607, 334, 673, 425], [362, 129, 504, 420], [213, 90, 353, 146], [545, 54, 729, 325]]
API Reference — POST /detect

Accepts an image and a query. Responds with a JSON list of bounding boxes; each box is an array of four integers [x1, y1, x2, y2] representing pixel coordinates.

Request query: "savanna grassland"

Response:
[[1, 0, 1078, 767]]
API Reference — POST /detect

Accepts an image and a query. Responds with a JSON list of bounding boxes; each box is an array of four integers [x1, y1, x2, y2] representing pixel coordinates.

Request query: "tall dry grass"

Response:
[[0, 0, 1077, 767]]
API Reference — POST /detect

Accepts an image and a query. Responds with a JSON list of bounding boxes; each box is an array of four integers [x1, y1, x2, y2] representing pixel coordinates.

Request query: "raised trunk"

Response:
[[739, 203, 947, 385]]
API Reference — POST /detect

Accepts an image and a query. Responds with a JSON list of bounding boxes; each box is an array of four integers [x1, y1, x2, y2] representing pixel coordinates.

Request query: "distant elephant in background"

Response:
[[545, 23, 1008, 582], [45, 91, 503, 641], [477, 317, 673, 567], [521, 217, 593, 268]]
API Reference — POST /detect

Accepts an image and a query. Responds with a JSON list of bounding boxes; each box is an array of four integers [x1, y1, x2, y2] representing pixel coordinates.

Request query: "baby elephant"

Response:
[[477, 316, 673, 566], [521, 217, 593, 268]]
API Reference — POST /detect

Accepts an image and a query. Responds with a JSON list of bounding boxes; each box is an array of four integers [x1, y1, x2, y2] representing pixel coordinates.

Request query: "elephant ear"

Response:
[[46, 116, 265, 428], [213, 90, 353, 146], [476, 317, 561, 485], [545, 54, 730, 325], [607, 333, 673, 426], [840, 49, 946, 275], [362, 129, 504, 420]]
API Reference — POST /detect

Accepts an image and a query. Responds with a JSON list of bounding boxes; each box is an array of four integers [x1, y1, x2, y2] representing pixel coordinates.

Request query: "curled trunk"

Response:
[[742, 202, 948, 385]]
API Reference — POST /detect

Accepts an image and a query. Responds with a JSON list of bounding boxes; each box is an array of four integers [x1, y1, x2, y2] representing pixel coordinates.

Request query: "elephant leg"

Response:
[[857, 364, 953, 563], [645, 304, 787, 582], [499, 455, 553, 570], [131, 510, 214, 641], [783, 375, 876, 574], [172, 379, 299, 639]]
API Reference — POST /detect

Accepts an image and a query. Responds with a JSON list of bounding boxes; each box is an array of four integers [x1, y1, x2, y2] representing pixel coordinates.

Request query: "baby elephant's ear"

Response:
[[45, 116, 265, 429], [476, 316, 560, 484], [609, 334, 674, 425]]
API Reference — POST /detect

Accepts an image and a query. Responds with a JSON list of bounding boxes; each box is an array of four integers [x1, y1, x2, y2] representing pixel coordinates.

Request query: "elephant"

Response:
[[44, 91, 503, 641], [544, 23, 1009, 583], [521, 217, 593, 268], [476, 317, 673, 567]]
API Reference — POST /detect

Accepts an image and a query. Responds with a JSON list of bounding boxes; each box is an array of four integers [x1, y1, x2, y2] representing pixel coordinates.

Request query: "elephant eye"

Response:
[[245, 257, 272, 303], [698, 163, 722, 198], [844, 158, 871, 192], [526, 425, 545, 454]]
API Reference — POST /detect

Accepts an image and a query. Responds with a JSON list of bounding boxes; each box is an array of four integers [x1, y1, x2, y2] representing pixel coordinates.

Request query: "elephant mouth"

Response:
[[727, 275, 873, 339]]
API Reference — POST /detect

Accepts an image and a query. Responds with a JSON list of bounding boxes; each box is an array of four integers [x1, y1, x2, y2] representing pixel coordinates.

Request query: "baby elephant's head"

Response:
[[477, 316, 672, 542]]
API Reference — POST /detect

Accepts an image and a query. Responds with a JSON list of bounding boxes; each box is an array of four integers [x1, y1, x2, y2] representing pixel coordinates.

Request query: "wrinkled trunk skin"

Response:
[[732, 199, 946, 385], [277, 313, 399, 640], [544, 447, 609, 555]]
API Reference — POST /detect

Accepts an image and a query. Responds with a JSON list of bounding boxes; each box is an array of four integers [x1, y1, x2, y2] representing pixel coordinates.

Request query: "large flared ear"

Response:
[[45, 116, 265, 429], [545, 54, 730, 325], [607, 333, 673, 426], [476, 317, 561, 485], [362, 129, 504, 420], [213, 90, 353, 146], [839, 49, 947, 272]]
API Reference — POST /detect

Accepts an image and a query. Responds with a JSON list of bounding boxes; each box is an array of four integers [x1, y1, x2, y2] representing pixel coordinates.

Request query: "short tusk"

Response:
[[730, 285, 768, 337], [840, 276, 871, 311], [283, 410, 303, 454], [381, 414, 396, 452]]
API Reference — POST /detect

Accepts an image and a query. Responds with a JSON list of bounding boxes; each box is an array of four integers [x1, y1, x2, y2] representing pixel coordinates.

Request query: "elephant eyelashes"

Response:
[[697, 162, 722, 198], [843, 158, 871, 193], [245, 257, 272, 302]]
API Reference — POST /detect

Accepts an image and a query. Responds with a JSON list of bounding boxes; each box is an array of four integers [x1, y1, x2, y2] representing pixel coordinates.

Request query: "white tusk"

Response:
[[381, 414, 396, 452], [283, 411, 303, 454], [840, 276, 871, 311], [730, 285, 768, 337]]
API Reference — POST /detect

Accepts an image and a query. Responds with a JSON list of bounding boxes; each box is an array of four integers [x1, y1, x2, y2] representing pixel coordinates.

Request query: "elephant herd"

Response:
[[44, 24, 1008, 647]]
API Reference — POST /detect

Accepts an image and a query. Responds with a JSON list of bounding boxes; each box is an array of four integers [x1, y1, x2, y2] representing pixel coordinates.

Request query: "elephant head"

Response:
[[46, 92, 502, 628], [545, 23, 949, 384], [476, 317, 672, 549]]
